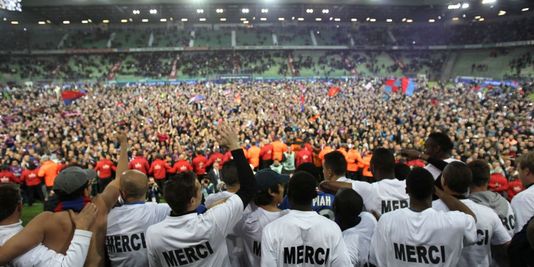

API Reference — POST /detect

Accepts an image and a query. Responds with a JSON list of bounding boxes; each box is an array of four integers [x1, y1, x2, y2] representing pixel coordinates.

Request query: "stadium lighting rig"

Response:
[[481, 0, 496, 4], [261, 8, 269, 13], [149, 9, 157, 14]]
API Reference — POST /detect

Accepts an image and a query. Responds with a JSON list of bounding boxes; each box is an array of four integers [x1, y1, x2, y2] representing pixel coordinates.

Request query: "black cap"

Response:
[[255, 169, 289, 192]]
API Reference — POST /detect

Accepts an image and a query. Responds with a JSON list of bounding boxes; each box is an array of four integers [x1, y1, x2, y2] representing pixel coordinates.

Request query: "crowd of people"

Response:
[[0, 77, 533, 266]]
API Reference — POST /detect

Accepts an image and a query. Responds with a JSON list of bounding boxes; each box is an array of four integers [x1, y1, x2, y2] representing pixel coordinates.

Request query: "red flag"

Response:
[[328, 86, 341, 97], [61, 90, 85, 101]]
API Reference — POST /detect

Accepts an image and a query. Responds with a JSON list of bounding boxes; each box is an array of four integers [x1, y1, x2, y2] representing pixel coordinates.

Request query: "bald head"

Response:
[[120, 170, 148, 201]]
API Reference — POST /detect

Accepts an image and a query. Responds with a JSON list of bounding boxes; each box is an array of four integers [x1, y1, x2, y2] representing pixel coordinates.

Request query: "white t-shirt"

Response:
[[370, 208, 477, 267], [425, 158, 459, 180], [511, 185, 534, 233], [106, 202, 171, 267], [342, 211, 377, 267], [234, 205, 288, 266], [261, 210, 351, 266], [343, 178, 409, 215], [0, 221, 92, 267], [432, 199, 511, 267], [205, 191, 234, 208], [146, 194, 244, 267]]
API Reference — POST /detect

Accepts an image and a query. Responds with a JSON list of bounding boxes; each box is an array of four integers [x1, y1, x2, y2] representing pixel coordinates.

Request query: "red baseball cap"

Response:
[[488, 173, 508, 192]]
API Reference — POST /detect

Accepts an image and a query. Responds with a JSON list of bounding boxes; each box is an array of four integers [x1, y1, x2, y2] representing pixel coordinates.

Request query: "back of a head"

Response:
[[324, 151, 347, 176], [406, 167, 435, 201], [370, 148, 395, 175], [221, 160, 239, 186], [0, 184, 21, 221], [334, 188, 364, 220], [120, 170, 149, 200], [296, 163, 322, 183], [287, 171, 318, 207], [164, 172, 198, 214], [467, 159, 490, 187], [442, 161, 473, 195], [394, 163, 411, 181], [517, 151, 534, 174], [428, 132, 454, 155]]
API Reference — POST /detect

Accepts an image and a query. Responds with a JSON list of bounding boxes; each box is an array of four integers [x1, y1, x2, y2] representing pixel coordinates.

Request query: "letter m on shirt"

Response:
[[284, 247, 296, 264]]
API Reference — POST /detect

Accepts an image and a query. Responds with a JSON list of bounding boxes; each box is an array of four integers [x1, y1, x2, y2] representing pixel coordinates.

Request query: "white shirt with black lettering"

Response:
[[106, 202, 171, 267], [0, 221, 92, 267], [432, 199, 511, 267], [233, 204, 288, 266], [511, 185, 534, 234], [342, 178, 409, 215], [146, 194, 244, 267], [261, 210, 351, 266], [342, 211, 377, 267], [369, 208, 477, 267]]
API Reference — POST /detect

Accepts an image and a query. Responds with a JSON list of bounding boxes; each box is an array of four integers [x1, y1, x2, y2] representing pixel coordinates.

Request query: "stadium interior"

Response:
[[0, 1, 534, 266], [0, 0, 533, 83]]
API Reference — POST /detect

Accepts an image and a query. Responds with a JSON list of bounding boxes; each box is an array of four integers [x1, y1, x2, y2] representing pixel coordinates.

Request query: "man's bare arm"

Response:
[[97, 132, 128, 212]]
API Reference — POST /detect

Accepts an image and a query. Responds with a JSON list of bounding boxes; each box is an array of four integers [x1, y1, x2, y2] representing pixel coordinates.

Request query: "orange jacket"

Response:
[[272, 141, 288, 162], [361, 154, 373, 177], [38, 160, 60, 187], [346, 149, 363, 172], [247, 146, 261, 168]]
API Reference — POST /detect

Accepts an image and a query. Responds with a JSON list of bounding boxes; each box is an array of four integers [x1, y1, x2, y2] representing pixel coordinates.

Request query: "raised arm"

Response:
[[435, 186, 477, 222], [98, 131, 128, 212], [218, 124, 257, 208]]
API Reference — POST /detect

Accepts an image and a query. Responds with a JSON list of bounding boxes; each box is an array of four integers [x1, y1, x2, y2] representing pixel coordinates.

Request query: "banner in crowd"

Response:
[[328, 86, 341, 97], [455, 76, 520, 88], [384, 77, 416, 96], [61, 90, 87, 105]]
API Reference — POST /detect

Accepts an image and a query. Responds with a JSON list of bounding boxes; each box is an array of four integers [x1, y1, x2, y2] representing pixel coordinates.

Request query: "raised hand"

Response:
[[217, 123, 240, 151], [69, 203, 98, 231]]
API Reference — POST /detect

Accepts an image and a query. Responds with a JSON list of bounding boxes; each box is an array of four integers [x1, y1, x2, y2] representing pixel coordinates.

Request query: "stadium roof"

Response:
[[19, 0, 534, 7], [18, 0, 475, 7], [1, 0, 532, 26]]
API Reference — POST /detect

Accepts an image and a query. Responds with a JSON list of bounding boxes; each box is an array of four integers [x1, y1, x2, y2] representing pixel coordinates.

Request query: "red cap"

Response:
[[488, 173, 508, 192]]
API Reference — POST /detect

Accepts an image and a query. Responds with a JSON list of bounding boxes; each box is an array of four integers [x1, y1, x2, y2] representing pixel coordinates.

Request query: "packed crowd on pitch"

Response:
[[0, 79, 533, 267]]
